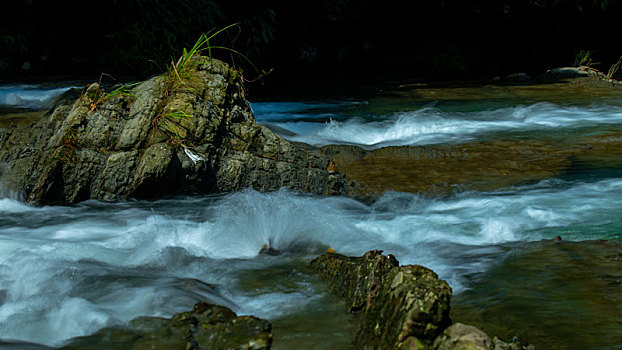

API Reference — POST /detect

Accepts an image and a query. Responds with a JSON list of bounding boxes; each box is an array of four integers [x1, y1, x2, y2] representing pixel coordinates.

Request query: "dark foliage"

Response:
[[0, 0, 620, 82]]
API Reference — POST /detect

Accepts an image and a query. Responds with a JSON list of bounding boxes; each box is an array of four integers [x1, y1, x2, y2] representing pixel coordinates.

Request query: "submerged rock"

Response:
[[0, 56, 346, 204], [62, 302, 272, 350], [258, 244, 282, 256], [324, 131, 622, 201]]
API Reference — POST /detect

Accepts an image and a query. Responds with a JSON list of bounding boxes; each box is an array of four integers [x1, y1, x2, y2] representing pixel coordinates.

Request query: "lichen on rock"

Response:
[[0, 56, 346, 204], [310, 250, 535, 350], [61, 302, 272, 350], [310, 250, 452, 349]]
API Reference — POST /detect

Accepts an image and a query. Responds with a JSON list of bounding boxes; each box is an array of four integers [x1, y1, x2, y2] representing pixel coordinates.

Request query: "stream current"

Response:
[[1, 82, 621, 349]]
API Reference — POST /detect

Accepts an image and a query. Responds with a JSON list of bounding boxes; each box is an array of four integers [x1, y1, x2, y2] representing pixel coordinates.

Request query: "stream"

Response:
[[1, 81, 621, 349]]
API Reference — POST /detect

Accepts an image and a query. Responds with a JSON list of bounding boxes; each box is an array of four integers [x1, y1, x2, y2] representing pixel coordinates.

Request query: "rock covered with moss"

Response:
[[310, 250, 452, 349], [3, 57, 622, 205], [310, 250, 535, 350], [0, 56, 346, 204], [62, 302, 272, 350]]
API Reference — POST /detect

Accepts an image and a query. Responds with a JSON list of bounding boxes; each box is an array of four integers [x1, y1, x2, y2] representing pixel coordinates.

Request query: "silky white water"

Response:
[[253, 101, 622, 148], [0, 85, 77, 110], [0, 178, 621, 346]]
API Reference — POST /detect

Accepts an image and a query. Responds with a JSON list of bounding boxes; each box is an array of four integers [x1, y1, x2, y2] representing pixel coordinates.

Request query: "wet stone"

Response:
[[309, 250, 452, 349], [61, 302, 272, 350]]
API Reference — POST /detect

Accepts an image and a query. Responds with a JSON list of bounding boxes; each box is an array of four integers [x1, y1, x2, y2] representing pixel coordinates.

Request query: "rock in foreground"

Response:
[[310, 250, 452, 349], [62, 302, 272, 350], [310, 250, 534, 350]]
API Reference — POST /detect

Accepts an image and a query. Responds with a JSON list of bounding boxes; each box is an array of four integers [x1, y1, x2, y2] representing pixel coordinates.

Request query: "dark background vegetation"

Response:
[[1, 0, 621, 85]]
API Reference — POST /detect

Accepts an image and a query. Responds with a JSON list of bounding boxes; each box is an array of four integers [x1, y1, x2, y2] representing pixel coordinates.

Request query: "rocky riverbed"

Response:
[[1, 58, 621, 349], [2, 58, 622, 206]]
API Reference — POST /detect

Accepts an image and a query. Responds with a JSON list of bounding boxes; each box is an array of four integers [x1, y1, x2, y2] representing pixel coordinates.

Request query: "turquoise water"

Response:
[[252, 99, 622, 148], [1, 83, 622, 349]]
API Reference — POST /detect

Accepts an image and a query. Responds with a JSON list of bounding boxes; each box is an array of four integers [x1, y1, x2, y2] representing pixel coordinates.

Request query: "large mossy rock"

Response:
[[4, 56, 621, 205], [62, 302, 272, 350], [0, 57, 346, 204], [310, 250, 535, 350], [310, 250, 453, 349]]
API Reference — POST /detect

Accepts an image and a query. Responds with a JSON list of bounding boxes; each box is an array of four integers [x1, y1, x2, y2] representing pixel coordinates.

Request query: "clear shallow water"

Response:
[[1, 83, 622, 349], [451, 239, 622, 350]]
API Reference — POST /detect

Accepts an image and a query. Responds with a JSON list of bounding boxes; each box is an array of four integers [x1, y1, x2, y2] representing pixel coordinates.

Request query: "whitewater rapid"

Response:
[[253, 101, 622, 148], [1, 178, 621, 346], [0, 84, 78, 110]]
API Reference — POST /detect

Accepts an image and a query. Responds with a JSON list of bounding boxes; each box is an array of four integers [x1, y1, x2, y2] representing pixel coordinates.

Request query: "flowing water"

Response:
[[1, 82, 622, 349], [0, 84, 78, 111]]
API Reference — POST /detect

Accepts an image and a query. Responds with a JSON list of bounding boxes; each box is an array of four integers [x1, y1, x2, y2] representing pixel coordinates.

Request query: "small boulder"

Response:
[[433, 323, 492, 350], [493, 336, 536, 350], [310, 250, 452, 349], [62, 302, 273, 350], [544, 67, 590, 78], [504, 73, 531, 82]]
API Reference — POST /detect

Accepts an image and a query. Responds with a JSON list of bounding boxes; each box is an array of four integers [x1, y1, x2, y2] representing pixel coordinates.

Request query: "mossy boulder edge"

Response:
[[61, 302, 272, 350], [0, 57, 346, 204], [310, 250, 535, 350]]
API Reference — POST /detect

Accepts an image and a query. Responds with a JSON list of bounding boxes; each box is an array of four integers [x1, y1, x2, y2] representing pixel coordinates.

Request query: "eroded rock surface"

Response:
[[310, 250, 536, 350], [62, 302, 272, 350], [310, 250, 453, 349], [0, 57, 346, 204]]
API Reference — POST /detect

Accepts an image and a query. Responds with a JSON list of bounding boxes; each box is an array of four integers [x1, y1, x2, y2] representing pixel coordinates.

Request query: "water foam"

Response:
[[0, 180, 621, 345], [254, 102, 622, 148], [0, 199, 31, 214], [0, 85, 76, 110]]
